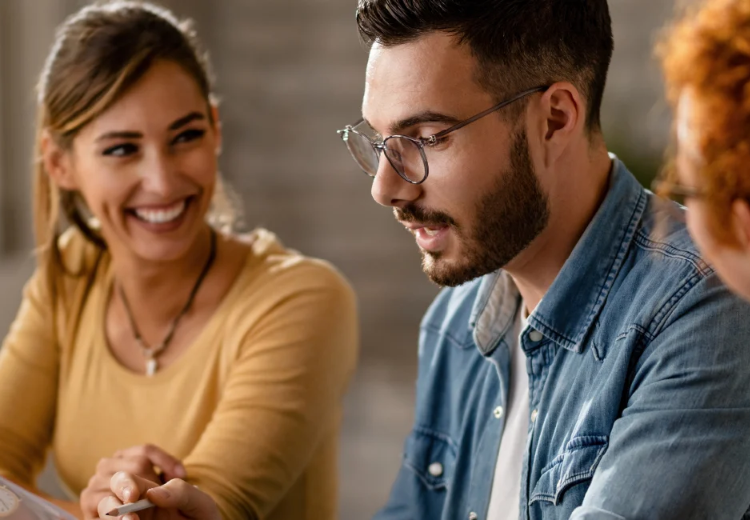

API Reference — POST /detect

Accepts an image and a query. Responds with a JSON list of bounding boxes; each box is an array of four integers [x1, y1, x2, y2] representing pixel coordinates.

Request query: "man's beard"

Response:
[[396, 130, 550, 287]]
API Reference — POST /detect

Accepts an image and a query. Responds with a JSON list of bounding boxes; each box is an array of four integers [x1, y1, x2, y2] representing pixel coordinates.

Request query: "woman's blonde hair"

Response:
[[35, 0, 238, 274], [658, 0, 750, 244]]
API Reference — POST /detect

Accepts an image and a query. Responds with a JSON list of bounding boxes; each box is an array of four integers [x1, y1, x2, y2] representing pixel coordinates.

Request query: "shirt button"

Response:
[[493, 406, 504, 419], [469, 513, 478, 520], [531, 409, 539, 423], [529, 330, 544, 342], [428, 462, 443, 477]]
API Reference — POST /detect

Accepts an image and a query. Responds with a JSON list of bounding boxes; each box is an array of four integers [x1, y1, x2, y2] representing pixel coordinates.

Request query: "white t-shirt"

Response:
[[486, 307, 530, 520]]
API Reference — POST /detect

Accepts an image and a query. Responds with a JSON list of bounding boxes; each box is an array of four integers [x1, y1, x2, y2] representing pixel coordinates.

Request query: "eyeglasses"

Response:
[[337, 85, 548, 184], [652, 179, 707, 206]]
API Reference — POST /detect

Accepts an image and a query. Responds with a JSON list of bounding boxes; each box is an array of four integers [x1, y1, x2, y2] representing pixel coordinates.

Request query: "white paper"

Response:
[[0, 477, 77, 520]]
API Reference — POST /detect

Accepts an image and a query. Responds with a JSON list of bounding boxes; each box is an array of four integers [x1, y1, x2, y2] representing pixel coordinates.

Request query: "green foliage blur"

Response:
[[608, 141, 665, 192]]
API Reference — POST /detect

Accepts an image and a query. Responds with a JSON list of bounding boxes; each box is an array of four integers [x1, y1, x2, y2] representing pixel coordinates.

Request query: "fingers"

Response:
[[146, 479, 220, 520], [96, 494, 122, 519], [82, 467, 140, 520], [84, 445, 183, 520], [82, 455, 161, 519], [110, 471, 160, 504], [96, 495, 138, 520], [96, 456, 159, 482], [117, 444, 187, 480]]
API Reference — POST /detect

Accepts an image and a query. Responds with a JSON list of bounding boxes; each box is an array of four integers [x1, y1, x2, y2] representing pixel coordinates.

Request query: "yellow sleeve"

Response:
[[0, 229, 98, 488], [182, 260, 359, 519], [0, 267, 59, 486]]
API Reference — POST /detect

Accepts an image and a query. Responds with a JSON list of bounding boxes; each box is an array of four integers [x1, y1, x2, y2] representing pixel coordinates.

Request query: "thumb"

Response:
[[146, 479, 220, 520]]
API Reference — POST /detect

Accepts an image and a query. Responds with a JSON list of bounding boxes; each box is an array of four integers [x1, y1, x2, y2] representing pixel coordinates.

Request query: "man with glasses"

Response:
[[338, 1, 750, 519]]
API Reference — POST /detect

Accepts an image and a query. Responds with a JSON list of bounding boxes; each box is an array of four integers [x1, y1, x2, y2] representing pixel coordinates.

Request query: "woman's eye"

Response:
[[102, 143, 138, 157], [172, 128, 206, 145]]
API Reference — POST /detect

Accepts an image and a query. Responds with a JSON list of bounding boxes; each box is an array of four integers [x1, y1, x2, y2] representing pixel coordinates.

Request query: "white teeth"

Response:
[[134, 200, 187, 224], [424, 227, 440, 237]]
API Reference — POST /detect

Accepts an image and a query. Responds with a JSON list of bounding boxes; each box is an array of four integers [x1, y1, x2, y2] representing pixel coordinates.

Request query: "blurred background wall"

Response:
[[0, 0, 689, 517]]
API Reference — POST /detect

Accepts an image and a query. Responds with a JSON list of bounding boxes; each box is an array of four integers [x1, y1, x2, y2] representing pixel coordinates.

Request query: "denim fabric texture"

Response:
[[374, 157, 750, 520]]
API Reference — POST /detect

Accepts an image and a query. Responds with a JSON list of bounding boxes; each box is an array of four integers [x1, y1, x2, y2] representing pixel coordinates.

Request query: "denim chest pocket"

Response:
[[403, 427, 458, 491], [530, 435, 609, 506]]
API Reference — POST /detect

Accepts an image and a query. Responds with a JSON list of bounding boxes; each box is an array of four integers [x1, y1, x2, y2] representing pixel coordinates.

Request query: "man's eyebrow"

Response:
[[362, 111, 461, 137], [389, 111, 461, 135]]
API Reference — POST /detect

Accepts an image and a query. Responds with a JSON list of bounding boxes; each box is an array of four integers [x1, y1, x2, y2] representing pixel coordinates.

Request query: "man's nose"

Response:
[[370, 154, 421, 209]]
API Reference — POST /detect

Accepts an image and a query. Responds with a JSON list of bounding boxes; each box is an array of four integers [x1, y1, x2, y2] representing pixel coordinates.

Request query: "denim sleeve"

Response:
[[373, 288, 458, 520], [569, 506, 626, 520], [572, 275, 750, 520], [372, 458, 417, 520], [372, 363, 431, 520]]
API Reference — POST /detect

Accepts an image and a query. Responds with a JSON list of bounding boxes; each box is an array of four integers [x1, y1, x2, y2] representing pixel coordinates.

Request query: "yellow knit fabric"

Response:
[[0, 228, 359, 520]]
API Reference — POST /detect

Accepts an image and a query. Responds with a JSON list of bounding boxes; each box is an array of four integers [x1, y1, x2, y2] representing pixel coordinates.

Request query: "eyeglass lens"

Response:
[[343, 130, 426, 183]]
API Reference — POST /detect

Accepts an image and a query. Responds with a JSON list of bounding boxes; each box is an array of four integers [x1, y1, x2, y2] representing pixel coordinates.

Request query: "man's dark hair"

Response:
[[356, 0, 614, 133]]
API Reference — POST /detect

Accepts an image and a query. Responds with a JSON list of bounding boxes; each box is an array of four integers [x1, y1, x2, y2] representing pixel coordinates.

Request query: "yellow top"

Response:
[[0, 228, 358, 520]]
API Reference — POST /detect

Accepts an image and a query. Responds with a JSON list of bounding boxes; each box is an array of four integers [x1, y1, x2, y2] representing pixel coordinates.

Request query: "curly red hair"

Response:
[[658, 0, 750, 243]]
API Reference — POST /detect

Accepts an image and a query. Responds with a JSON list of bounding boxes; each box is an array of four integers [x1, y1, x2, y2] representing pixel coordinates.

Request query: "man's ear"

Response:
[[730, 199, 750, 250], [536, 82, 583, 168], [41, 131, 78, 190]]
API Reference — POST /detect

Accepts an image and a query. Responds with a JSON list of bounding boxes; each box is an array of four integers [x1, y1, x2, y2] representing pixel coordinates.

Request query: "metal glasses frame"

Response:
[[337, 85, 549, 184], [651, 179, 707, 202]]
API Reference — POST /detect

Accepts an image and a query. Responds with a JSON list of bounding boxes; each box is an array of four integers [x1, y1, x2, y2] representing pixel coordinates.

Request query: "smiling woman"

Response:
[[0, 2, 358, 520], [44, 60, 220, 265]]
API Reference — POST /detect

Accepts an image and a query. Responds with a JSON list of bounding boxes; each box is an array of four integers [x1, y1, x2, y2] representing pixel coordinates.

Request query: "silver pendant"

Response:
[[146, 358, 158, 377]]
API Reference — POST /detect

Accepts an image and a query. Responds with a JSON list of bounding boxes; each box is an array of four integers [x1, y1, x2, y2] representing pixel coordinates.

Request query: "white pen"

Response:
[[106, 498, 155, 517]]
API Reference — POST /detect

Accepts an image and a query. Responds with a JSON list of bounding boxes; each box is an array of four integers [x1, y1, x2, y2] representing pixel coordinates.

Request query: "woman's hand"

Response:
[[80, 444, 186, 519], [97, 472, 221, 520]]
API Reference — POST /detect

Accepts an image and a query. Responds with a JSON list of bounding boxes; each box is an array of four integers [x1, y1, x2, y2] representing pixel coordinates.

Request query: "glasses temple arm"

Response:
[[428, 86, 548, 143]]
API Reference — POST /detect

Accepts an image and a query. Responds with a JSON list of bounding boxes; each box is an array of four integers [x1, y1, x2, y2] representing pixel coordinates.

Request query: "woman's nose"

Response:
[[140, 151, 180, 196]]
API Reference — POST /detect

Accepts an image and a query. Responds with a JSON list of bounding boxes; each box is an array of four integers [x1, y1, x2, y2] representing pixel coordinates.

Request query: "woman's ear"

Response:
[[210, 104, 223, 157], [42, 131, 78, 190], [730, 199, 750, 250]]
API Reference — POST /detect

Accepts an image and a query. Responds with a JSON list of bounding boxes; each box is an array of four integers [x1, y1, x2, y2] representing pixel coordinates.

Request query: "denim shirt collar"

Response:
[[470, 156, 648, 355]]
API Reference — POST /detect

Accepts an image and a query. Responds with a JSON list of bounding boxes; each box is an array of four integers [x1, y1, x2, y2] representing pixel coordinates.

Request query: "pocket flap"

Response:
[[403, 427, 458, 491], [530, 435, 609, 506]]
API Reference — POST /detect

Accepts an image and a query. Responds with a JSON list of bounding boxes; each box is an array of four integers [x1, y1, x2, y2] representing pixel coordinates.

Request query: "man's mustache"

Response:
[[395, 205, 457, 227]]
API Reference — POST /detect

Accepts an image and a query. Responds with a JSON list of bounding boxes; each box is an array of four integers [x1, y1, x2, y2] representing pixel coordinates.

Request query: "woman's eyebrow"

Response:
[[169, 111, 206, 131], [95, 112, 207, 142], [96, 130, 142, 142]]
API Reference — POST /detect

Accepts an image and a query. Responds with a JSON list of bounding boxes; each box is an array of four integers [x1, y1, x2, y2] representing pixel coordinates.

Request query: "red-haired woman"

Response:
[[658, 0, 750, 301]]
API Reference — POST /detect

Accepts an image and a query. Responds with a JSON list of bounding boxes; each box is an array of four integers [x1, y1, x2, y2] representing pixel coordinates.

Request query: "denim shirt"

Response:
[[375, 158, 750, 520]]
